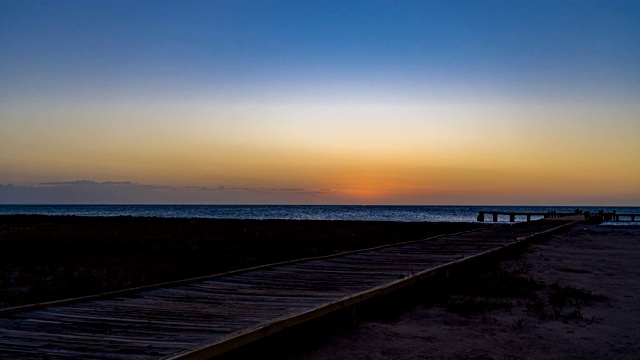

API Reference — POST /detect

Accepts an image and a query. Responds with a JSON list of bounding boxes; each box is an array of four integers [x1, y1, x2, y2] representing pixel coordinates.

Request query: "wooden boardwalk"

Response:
[[0, 216, 584, 359], [600, 212, 640, 222], [477, 210, 583, 222]]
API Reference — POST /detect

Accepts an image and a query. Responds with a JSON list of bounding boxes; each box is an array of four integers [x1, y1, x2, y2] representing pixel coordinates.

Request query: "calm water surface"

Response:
[[0, 205, 637, 223]]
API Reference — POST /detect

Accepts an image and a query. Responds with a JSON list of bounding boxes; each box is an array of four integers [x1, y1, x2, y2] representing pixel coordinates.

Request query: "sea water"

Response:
[[0, 205, 637, 223]]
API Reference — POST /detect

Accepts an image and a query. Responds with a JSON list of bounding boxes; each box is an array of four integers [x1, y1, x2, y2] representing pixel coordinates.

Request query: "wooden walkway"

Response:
[[477, 210, 582, 222], [0, 216, 584, 359], [600, 212, 640, 222], [477, 209, 640, 223]]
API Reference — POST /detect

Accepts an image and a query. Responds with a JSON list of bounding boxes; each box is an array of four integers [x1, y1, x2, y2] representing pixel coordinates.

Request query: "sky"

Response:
[[1, 0, 639, 205]]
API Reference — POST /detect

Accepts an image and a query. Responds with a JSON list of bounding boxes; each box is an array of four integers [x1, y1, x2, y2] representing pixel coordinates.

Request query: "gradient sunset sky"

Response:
[[1, 0, 639, 205]]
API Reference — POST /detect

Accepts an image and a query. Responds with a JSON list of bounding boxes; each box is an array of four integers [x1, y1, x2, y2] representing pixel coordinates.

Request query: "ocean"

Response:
[[0, 205, 637, 223]]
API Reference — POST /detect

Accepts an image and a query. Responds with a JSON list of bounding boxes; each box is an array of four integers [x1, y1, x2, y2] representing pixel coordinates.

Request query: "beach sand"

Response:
[[283, 224, 640, 360]]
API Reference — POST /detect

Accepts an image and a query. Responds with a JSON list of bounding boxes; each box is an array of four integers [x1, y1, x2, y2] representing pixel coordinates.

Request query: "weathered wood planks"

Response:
[[0, 216, 584, 359]]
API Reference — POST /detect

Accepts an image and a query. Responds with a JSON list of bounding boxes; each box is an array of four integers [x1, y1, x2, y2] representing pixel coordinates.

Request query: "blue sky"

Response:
[[1, 1, 639, 204], [4, 0, 638, 102]]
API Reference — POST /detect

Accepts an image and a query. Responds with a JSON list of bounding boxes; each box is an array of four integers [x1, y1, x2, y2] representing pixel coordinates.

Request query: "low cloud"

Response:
[[0, 181, 333, 204], [39, 180, 136, 186]]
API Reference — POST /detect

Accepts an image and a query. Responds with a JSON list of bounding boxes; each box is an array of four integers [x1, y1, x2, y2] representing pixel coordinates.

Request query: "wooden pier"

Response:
[[0, 215, 586, 359], [598, 211, 640, 222], [476, 210, 582, 222], [476, 209, 638, 223]]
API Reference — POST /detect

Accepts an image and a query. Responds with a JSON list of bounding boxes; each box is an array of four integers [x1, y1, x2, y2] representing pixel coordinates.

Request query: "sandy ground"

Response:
[[284, 224, 640, 360]]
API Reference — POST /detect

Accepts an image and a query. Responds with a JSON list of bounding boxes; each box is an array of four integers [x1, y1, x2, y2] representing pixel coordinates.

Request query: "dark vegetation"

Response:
[[0, 215, 487, 308], [425, 247, 607, 324]]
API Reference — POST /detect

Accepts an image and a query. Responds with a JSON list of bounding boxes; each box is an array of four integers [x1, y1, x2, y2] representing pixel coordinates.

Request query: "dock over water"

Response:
[[477, 209, 584, 222], [0, 215, 586, 359], [476, 209, 639, 223]]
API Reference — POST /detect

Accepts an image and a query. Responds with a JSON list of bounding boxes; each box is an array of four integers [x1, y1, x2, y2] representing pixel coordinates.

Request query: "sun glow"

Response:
[[1, 1, 639, 205]]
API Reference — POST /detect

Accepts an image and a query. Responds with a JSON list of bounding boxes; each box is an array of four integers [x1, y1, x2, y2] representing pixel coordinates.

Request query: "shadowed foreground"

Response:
[[283, 224, 640, 360], [0, 217, 580, 359], [0, 216, 486, 308]]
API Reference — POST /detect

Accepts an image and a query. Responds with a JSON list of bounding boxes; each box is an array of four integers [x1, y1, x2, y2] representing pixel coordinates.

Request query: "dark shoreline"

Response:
[[0, 215, 489, 308]]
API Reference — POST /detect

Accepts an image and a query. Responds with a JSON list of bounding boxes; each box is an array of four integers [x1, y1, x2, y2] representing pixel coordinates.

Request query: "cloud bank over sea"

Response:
[[0, 181, 332, 205]]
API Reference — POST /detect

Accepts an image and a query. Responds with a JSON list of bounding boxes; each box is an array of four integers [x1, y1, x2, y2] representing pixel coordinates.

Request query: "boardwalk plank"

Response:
[[0, 217, 582, 359]]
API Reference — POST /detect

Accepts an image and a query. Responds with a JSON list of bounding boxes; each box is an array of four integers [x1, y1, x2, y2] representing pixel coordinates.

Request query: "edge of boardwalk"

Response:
[[161, 218, 584, 360], [0, 225, 496, 317]]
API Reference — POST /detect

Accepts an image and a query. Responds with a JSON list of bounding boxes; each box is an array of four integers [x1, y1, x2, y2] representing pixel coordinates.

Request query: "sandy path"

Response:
[[284, 224, 640, 360]]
